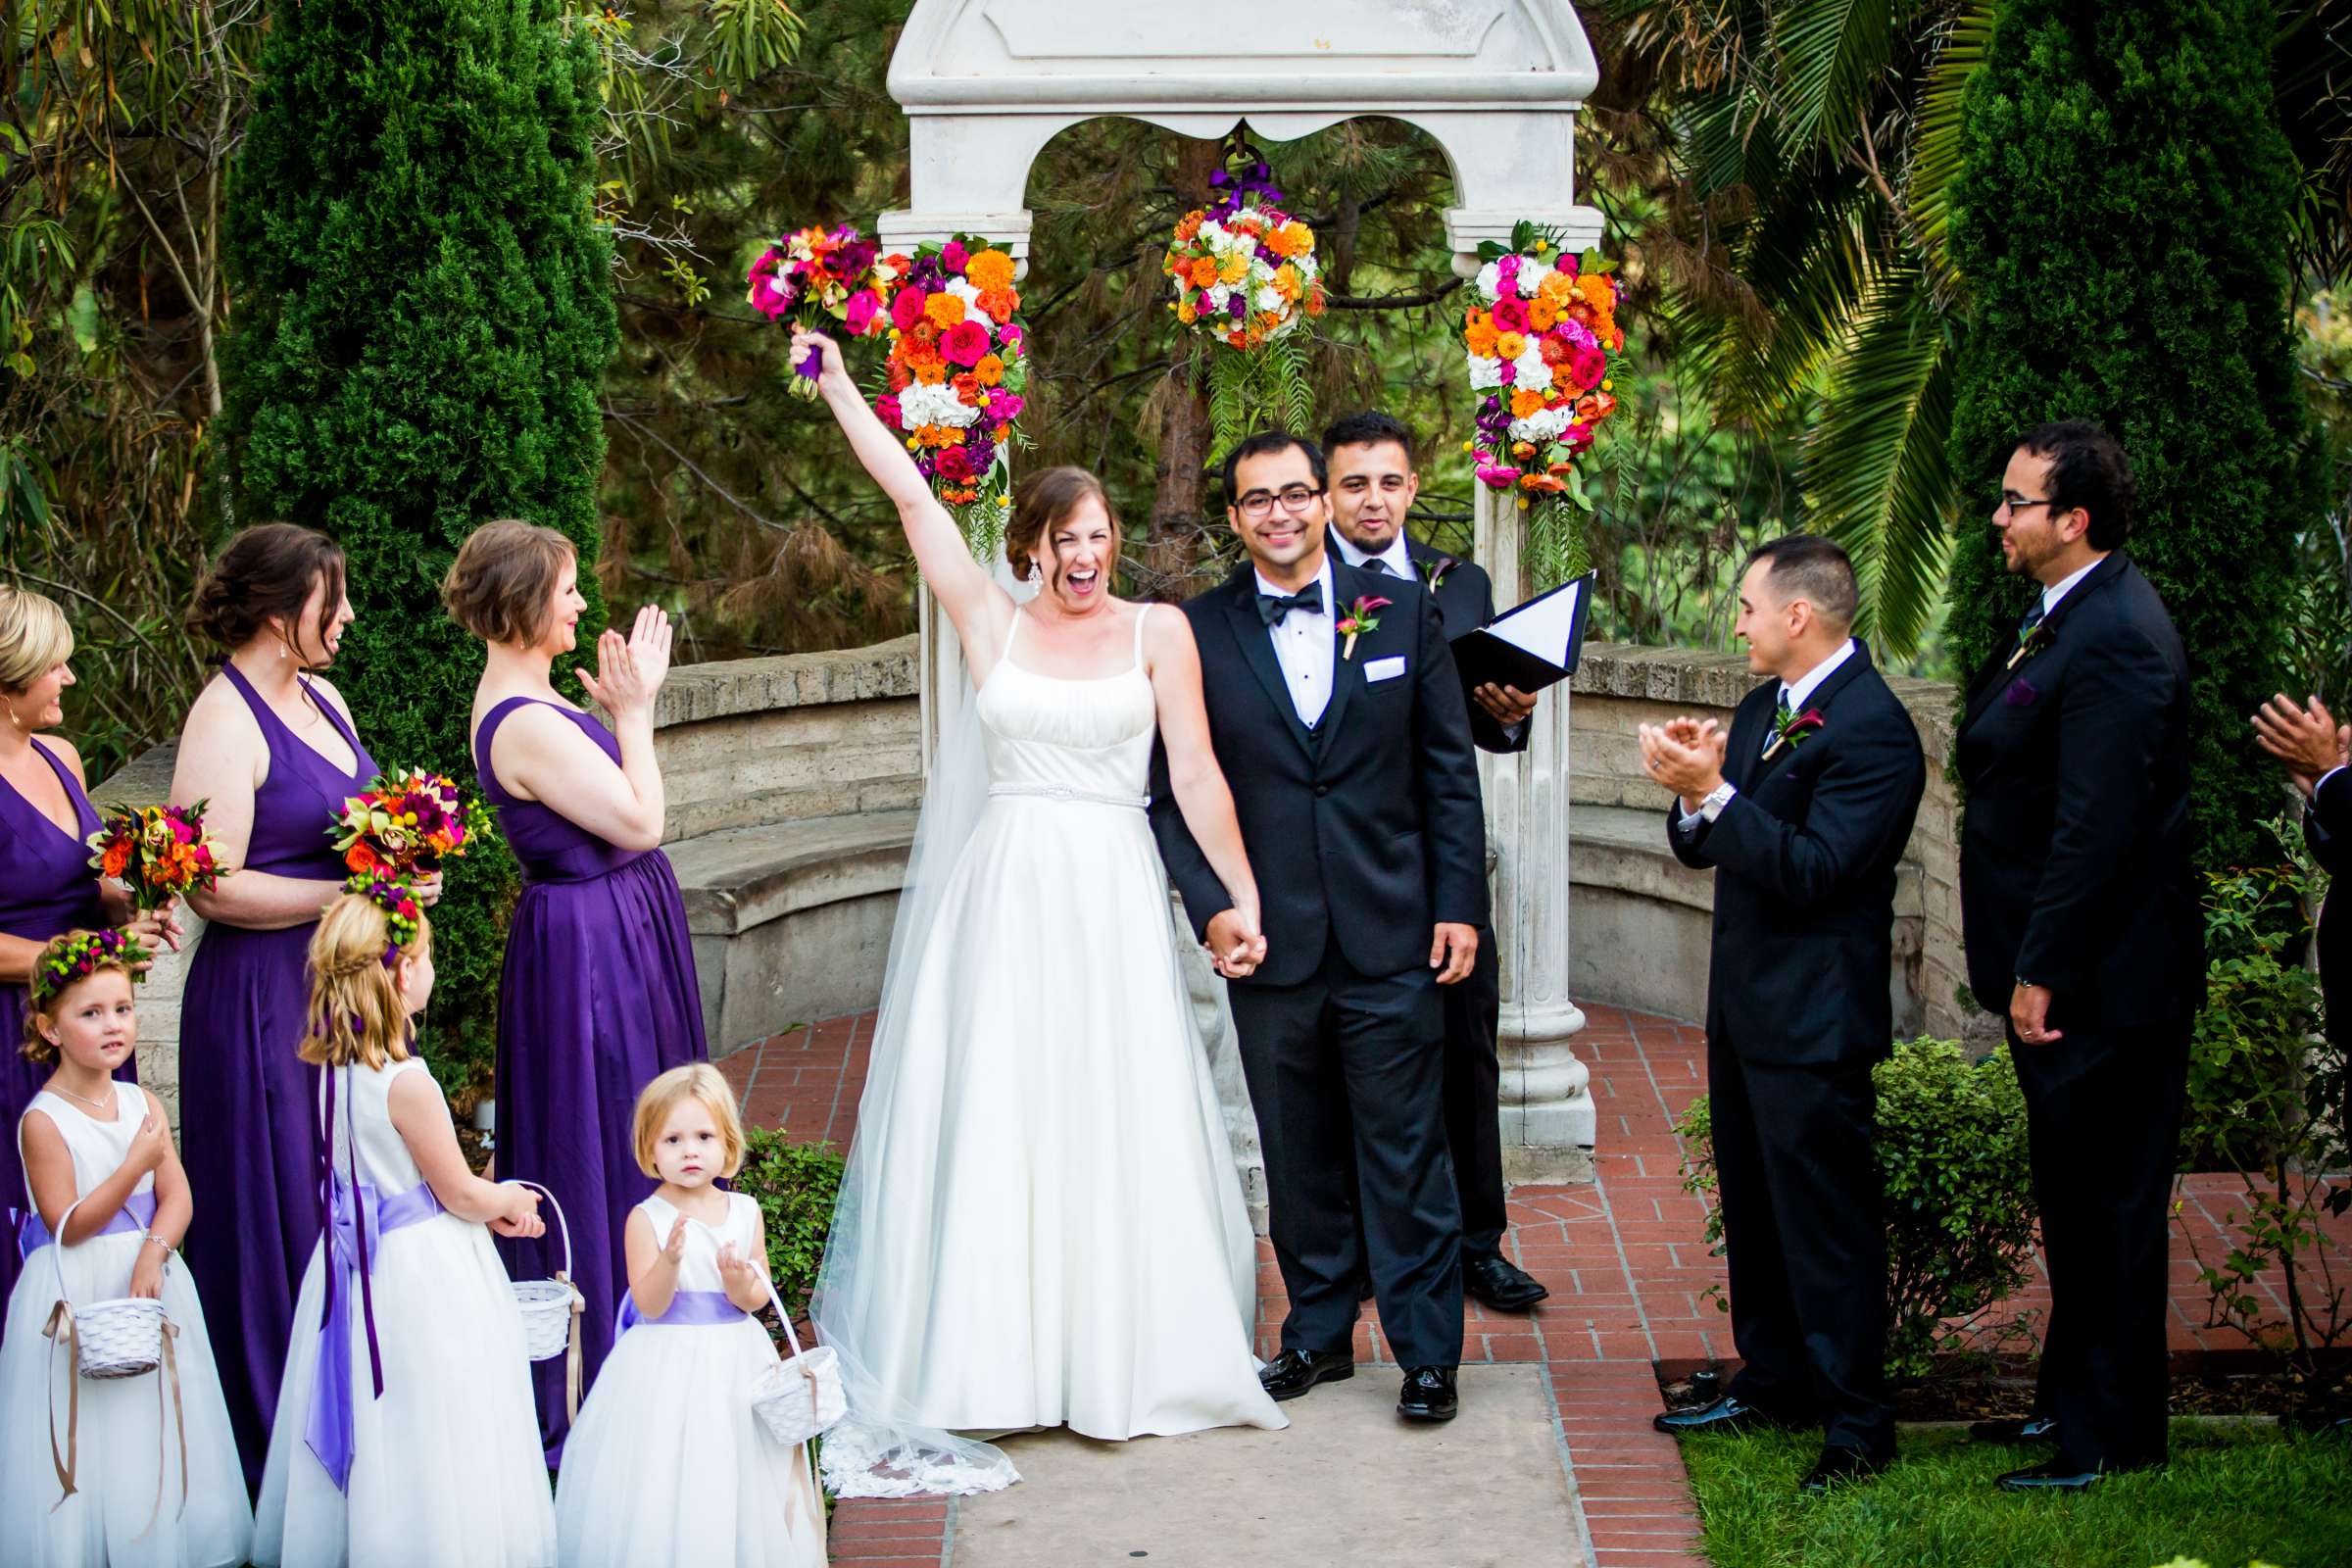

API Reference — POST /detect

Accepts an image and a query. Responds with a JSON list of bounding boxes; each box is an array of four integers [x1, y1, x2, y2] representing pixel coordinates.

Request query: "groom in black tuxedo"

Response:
[[1322, 410, 1548, 1314], [1956, 420, 2198, 1490], [1151, 430, 1487, 1422], [1640, 536, 1925, 1493]]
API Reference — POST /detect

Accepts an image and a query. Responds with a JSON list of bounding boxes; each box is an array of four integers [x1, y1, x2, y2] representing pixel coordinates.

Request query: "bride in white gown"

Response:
[[794, 331, 1287, 1497]]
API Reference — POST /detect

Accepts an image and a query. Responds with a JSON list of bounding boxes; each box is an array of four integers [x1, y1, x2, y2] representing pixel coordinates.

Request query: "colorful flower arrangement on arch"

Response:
[[873, 235, 1029, 559], [747, 223, 896, 396], [1163, 160, 1328, 454], [1461, 222, 1629, 585]]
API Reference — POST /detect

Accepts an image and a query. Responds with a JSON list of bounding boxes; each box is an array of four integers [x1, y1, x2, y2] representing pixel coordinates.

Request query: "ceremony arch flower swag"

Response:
[[1462, 220, 1629, 591], [1163, 152, 1328, 459]]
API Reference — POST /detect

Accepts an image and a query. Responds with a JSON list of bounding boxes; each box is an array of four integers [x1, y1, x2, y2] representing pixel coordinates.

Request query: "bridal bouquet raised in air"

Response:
[[874, 236, 1028, 560], [1163, 160, 1327, 451], [748, 223, 899, 397], [87, 802, 223, 910], [1462, 222, 1629, 586], [330, 768, 491, 879]]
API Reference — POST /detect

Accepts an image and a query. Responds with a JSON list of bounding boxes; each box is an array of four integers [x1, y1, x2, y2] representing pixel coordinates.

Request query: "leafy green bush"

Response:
[[216, 0, 617, 1100], [1675, 1038, 2040, 1380], [1943, 0, 2318, 873], [735, 1128, 845, 1321]]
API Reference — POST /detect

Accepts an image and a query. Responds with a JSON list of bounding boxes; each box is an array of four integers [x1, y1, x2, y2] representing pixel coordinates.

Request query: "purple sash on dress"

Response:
[[17, 1188, 159, 1258], [613, 1286, 747, 1339], [305, 1065, 443, 1492]]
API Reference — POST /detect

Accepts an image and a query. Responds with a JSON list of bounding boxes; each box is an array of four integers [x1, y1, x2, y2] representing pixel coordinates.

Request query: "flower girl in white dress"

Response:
[[253, 884, 556, 1568], [555, 1064, 824, 1567], [0, 929, 252, 1567]]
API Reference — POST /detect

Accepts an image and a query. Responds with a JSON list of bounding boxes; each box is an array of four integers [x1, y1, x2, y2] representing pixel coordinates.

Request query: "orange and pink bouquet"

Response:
[[87, 803, 223, 911]]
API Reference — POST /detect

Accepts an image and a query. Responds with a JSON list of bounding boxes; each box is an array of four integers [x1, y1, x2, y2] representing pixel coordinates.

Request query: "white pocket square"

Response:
[[1364, 656, 1407, 683]]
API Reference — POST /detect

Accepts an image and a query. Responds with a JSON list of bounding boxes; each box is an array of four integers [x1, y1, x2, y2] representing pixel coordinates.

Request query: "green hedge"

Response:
[[1943, 0, 2317, 873], [216, 0, 616, 1096], [736, 1128, 846, 1322], [1676, 1039, 2039, 1381]]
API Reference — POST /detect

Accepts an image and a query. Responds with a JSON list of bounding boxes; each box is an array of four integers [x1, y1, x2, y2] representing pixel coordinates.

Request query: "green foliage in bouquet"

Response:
[[1943, 0, 2320, 872], [735, 1127, 846, 1322], [215, 0, 616, 1099], [1676, 1038, 2039, 1380]]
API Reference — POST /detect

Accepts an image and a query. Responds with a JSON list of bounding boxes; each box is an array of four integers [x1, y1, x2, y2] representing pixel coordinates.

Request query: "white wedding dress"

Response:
[[813, 605, 1284, 1498]]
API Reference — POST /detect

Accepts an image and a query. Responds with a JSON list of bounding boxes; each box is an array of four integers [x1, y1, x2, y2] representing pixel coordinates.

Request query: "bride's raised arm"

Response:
[[794, 329, 1008, 667]]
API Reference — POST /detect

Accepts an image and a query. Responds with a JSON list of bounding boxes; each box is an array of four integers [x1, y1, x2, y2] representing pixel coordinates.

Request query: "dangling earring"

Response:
[[1028, 561, 1043, 585]]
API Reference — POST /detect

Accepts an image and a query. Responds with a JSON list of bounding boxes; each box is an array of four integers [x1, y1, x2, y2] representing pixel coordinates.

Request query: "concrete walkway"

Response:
[[721, 1004, 2350, 1568]]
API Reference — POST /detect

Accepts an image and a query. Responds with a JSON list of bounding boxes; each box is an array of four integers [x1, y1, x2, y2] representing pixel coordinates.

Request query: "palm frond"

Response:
[[1907, 0, 1996, 277], [1770, 0, 1898, 153]]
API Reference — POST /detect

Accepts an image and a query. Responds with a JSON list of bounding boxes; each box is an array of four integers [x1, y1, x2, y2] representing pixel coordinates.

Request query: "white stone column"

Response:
[[1474, 484, 1595, 1182]]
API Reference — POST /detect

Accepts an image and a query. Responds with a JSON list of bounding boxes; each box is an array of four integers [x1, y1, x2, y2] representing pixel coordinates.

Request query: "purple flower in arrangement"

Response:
[[2004, 678, 2039, 708], [1228, 293, 1248, 320]]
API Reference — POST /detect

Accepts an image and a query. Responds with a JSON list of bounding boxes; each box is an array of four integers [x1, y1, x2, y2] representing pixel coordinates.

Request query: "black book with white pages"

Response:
[[1448, 570, 1598, 696]]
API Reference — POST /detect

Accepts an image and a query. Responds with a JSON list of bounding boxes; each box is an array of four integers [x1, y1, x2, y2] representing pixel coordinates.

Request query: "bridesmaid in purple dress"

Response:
[[169, 524, 439, 1489], [0, 587, 180, 1330], [444, 518, 705, 1452]]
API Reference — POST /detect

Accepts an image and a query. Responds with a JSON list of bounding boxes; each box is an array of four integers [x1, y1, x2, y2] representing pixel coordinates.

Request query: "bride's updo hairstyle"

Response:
[[1004, 467, 1119, 589], [186, 522, 348, 662], [442, 518, 577, 649]]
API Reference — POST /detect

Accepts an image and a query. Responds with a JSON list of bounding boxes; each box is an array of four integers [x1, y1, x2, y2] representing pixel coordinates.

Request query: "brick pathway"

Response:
[[719, 1004, 2350, 1568]]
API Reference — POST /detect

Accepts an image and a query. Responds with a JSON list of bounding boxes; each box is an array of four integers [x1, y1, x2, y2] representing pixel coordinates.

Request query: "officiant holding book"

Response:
[[1322, 411, 1547, 1314]]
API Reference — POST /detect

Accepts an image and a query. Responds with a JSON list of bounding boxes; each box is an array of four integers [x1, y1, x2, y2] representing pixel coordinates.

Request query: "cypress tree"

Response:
[[218, 0, 617, 1086], [1943, 0, 2317, 872]]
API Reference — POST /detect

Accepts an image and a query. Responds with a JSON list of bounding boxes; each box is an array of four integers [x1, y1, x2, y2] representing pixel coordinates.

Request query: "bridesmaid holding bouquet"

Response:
[[0, 587, 180, 1332], [445, 518, 706, 1453], [171, 523, 439, 1488]]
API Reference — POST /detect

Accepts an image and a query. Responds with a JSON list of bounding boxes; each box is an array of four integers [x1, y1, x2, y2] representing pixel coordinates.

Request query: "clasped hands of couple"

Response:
[[1200, 908, 1480, 988]]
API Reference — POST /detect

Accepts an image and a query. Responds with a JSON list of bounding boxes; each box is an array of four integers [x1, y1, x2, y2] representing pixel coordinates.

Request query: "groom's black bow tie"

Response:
[[1257, 586, 1325, 627]]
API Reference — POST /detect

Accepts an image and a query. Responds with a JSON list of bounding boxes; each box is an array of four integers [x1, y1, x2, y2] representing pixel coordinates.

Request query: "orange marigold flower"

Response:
[[1174, 213, 1203, 243], [975, 354, 1005, 387], [1465, 321, 1499, 358], [1528, 299, 1559, 332], [1189, 256, 1220, 289], [1177, 300, 1199, 324], [908, 352, 949, 386], [1510, 387, 1547, 419], [924, 292, 966, 328], [1218, 252, 1250, 285], [1539, 271, 1576, 306], [1273, 264, 1302, 301], [1578, 274, 1614, 311], [965, 249, 1016, 291], [1494, 331, 1527, 362]]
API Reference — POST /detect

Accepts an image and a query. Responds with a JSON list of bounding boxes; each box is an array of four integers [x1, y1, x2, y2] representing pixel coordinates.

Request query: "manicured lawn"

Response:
[[1674, 1423, 2352, 1568]]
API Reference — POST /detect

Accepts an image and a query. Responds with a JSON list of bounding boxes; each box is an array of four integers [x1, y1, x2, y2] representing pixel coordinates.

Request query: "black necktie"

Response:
[[2018, 597, 2047, 636], [1362, 557, 1392, 575], [1257, 586, 1325, 627]]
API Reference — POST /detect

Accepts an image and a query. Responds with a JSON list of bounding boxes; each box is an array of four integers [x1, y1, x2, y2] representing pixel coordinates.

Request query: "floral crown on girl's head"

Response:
[[29, 929, 151, 1006], [346, 875, 421, 960]]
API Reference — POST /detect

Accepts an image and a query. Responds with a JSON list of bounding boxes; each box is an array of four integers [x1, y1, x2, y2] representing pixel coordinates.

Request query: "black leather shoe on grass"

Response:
[[1652, 1396, 1802, 1437], [1996, 1459, 2107, 1493], [1259, 1348, 1353, 1401], [1397, 1365, 1458, 1422]]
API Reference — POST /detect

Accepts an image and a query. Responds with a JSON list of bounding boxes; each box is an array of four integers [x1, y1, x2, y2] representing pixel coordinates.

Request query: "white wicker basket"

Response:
[[500, 1180, 585, 1422], [46, 1197, 166, 1380], [750, 1279, 846, 1446]]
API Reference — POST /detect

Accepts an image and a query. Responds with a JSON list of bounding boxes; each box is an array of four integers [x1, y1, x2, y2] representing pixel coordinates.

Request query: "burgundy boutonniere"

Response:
[[2006, 622, 2054, 671], [1418, 555, 1459, 592], [1336, 595, 1391, 661], [1759, 706, 1825, 762]]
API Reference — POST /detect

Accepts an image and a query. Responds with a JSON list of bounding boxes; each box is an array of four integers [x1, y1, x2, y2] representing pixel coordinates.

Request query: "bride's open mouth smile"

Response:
[[1063, 566, 1100, 598]]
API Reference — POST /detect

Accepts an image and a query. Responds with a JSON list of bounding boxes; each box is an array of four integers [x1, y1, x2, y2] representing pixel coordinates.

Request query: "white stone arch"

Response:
[[879, 0, 1604, 269], [890, 0, 1601, 1184]]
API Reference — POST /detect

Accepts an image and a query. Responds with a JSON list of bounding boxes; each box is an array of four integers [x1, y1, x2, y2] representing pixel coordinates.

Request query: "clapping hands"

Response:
[[1638, 716, 1730, 808], [2251, 693, 2348, 795], [577, 606, 674, 719]]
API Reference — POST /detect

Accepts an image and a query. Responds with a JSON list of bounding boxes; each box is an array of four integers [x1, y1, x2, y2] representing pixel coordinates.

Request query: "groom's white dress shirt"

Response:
[[1259, 556, 1337, 728], [1676, 637, 1859, 832]]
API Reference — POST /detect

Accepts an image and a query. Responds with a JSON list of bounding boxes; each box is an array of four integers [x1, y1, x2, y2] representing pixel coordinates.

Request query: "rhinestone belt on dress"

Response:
[[987, 782, 1148, 810]]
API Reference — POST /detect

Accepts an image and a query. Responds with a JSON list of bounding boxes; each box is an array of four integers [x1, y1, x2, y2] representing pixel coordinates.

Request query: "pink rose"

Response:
[[747, 251, 792, 319], [1491, 297, 1530, 333], [875, 393, 904, 431], [943, 239, 970, 271], [890, 287, 928, 333], [941, 319, 991, 368], [844, 289, 882, 337], [987, 393, 1025, 424], [935, 445, 978, 482], [1569, 344, 1608, 390]]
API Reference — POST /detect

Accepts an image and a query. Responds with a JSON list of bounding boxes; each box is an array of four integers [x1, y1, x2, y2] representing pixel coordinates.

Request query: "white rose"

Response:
[[1206, 283, 1232, 313]]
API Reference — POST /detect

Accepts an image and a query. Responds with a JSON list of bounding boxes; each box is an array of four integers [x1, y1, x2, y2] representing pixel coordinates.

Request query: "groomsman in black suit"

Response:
[[1954, 420, 2199, 1491], [1321, 410, 1548, 1314], [1638, 536, 1925, 1493], [1151, 431, 1487, 1422], [2251, 694, 2349, 1153]]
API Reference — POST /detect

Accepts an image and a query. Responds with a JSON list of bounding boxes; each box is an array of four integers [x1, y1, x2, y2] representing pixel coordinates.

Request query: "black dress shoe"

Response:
[[1652, 1396, 1802, 1437], [1968, 1415, 2058, 1443], [1397, 1365, 1458, 1422], [1799, 1445, 1888, 1494], [1996, 1459, 2105, 1493], [1259, 1348, 1353, 1401], [1465, 1254, 1550, 1311]]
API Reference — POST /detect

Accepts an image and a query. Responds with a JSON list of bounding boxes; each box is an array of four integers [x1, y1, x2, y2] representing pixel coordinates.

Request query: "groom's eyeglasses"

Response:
[[1236, 485, 1326, 519]]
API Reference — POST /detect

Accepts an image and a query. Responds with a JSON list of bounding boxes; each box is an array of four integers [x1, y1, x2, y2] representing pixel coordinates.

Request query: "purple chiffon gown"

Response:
[[475, 696, 706, 1454], [0, 739, 107, 1333], [181, 662, 374, 1491]]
